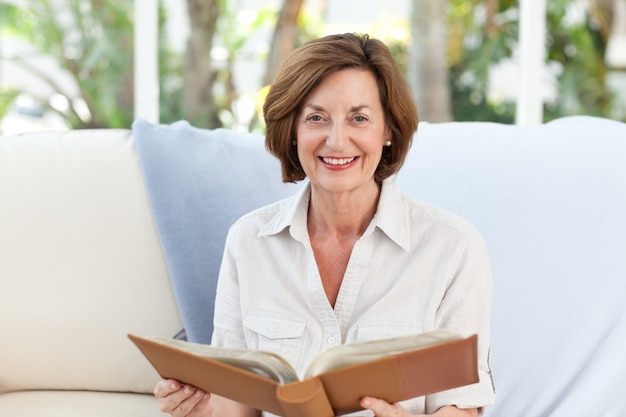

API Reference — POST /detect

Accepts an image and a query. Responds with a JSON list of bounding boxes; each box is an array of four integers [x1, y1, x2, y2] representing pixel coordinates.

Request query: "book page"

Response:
[[303, 330, 461, 379], [147, 336, 300, 384]]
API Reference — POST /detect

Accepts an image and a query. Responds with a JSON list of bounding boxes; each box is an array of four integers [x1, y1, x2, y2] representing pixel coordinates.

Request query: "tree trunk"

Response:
[[587, 0, 616, 42], [485, 0, 498, 36], [184, 0, 221, 128], [408, 0, 452, 122], [262, 0, 305, 86]]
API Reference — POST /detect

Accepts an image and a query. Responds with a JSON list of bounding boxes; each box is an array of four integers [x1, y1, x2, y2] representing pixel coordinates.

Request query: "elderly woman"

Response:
[[154, 33, 495, 417]]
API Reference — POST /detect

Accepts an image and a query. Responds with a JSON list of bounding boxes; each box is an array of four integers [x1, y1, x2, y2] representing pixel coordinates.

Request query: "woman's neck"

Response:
[[307, 181, 381, 240]]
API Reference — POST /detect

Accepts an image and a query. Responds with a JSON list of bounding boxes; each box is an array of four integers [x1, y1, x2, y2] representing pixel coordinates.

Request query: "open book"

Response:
[[128, 330, 478, 417]]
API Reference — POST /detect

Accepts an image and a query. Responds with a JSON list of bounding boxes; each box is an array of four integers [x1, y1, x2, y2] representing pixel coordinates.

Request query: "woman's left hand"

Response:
[[360, 397, 478, 417], [360, 397, 407, 417]]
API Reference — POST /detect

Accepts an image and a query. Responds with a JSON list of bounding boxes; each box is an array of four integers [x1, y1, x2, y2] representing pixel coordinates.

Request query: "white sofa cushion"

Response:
[[396, 116, 626, 416], [0, 129, 182, 394], [0, 391, 160, 417]]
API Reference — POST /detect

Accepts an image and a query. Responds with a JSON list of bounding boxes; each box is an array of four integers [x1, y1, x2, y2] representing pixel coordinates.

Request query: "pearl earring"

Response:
[[384, 140, 392, 147]]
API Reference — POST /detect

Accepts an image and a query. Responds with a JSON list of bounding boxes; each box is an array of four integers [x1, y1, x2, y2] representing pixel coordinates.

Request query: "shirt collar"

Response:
[[370, 178, 411, 252], [259, 178, 411, 252], [258, 182, 310, 242]]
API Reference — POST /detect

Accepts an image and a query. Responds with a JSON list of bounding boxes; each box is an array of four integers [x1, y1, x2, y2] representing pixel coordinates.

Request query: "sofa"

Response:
[[0, 116, 625, 417]]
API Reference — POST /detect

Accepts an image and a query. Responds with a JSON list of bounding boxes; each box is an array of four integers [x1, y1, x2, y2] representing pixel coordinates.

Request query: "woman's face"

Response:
[[296, 69, 389, 196]]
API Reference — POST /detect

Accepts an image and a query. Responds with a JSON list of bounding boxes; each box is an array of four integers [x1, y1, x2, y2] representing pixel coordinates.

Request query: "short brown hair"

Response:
[[263, 33, 419, 183]]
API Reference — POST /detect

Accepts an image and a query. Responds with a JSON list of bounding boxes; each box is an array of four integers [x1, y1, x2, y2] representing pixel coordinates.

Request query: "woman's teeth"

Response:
[[322, 157, 357, 165]]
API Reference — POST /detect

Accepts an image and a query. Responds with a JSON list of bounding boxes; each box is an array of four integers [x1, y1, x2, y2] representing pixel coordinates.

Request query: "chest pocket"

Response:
[[243, 311, 306, 369]]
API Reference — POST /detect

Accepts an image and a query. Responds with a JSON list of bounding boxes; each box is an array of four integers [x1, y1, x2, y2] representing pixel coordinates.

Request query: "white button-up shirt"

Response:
[[212, 179, 495, 415]]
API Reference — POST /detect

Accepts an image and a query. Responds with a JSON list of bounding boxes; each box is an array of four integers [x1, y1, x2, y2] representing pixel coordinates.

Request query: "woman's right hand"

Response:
[[154, 379, 212, 417]]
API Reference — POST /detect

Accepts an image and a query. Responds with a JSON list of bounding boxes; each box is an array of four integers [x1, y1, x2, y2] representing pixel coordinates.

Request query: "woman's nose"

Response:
[[326, 122, 348, 149]]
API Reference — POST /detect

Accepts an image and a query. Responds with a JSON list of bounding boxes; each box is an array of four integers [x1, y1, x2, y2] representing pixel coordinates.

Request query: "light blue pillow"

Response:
[[133, 119, 302, 343]]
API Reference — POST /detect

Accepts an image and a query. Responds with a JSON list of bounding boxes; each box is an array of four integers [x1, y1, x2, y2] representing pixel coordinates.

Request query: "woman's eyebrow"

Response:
[[303, 103, 324, 111], [303, 103, 370, 113], [302, 104, 372, 112]]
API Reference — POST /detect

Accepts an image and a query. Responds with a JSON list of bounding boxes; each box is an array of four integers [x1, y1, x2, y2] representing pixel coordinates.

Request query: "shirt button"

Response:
[[327, 336, 337, 345], [268, 324, 277, 333]]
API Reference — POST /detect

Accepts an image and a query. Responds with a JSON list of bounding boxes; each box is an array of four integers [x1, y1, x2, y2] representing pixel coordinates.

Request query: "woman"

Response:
[[154, 33, 495, 417]]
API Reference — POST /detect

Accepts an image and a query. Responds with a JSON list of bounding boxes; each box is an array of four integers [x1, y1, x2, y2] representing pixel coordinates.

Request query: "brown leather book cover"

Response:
[[316, 335, 478, 415], [128, 334, 285, 415], [128, 333, 478, 417]]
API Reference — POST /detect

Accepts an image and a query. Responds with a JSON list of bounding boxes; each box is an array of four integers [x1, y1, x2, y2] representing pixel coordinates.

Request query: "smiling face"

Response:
[[296, 69, 390, 198]]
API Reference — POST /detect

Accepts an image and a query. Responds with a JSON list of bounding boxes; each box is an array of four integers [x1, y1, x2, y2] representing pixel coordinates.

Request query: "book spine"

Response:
[[276, 378, 335, 417]]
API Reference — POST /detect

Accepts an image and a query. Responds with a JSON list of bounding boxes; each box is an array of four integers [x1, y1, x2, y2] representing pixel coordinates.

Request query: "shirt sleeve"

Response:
[[425, 230, 496, 414]]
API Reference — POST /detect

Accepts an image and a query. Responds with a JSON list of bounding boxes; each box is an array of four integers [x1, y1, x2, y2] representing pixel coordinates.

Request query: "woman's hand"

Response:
[[360, 397, 407, 417], [154, 379, 212, 417], [360, 397, 478, 417]]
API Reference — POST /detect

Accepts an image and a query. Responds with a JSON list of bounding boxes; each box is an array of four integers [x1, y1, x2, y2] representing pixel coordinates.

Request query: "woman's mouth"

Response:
[[320, 156, 358, 165]]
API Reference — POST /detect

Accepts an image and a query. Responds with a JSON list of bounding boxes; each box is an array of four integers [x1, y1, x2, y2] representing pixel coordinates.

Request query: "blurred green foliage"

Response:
[[447, 0, 623, 122], [448, 0, 519, 122], [544, 1, 613, 119], [0, 87, 19, 121], [0, 0, 623, 129], [0, 0, 188, 128], [0, 1, 136, 127]]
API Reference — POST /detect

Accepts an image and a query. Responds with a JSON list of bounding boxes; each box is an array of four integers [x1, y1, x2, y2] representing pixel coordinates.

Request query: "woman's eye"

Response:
[[307, 115, 322, 122], [354, 115, 367, 122]]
